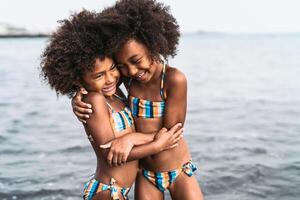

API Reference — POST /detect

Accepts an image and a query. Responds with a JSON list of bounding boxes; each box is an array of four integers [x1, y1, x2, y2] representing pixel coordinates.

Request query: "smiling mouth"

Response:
[[136, 71, 146, 80], [102, 83, 116, 93]]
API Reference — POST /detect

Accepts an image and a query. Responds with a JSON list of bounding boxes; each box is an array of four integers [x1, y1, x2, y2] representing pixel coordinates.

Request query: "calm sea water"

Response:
[[0, 34, 300, 200]]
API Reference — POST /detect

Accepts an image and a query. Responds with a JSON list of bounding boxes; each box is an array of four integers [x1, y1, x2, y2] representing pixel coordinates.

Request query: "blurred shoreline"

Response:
[[1, 23, 299, 38], [0, 34, 49, 38], [0, 23, 49, 38]]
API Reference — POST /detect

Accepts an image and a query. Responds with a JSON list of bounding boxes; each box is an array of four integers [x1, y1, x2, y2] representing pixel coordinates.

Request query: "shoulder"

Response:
[[83, 92, 106, 105], [165, 66, 187, 88], [83, 92, 109, 114]]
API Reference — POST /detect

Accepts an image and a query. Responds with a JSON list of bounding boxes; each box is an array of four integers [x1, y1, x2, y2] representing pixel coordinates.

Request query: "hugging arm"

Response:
[[83, 92, 183, 167], [72, 88, 92, 123], [107, 69, 188, 165], [102, 123, 183, 166]]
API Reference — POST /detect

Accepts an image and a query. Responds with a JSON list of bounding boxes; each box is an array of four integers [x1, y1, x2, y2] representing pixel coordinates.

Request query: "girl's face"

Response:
[[115, 39, 158, 83], [82, 57, 120, 96]]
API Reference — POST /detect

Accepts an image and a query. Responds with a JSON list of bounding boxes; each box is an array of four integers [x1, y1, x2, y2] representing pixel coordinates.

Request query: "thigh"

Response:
[[91, 190, 111, 200], [134, 172, 164, 200], [169, 173, 204, 200]]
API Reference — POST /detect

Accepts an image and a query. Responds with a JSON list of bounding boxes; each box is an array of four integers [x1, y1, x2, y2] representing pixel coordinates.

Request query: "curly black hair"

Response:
[[106, 0, 180, 60], [40, 10, 119, 98]]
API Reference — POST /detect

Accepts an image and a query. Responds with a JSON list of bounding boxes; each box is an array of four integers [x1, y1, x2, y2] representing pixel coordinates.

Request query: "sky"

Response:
[[1, 0, 300, 33]]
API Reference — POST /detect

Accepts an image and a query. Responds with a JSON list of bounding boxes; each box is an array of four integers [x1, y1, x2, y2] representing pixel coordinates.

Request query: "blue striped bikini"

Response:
[[106, 94, 134, 133], [83, 177, 130, 200], [128, 63, 166, 118], [127, 63, 198, 192]]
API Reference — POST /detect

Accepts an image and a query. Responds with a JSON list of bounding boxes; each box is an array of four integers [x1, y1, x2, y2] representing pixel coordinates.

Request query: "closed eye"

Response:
[[110, 63, 117, 71], [94, 72, 104, 79], [132, 57, 142, 64]]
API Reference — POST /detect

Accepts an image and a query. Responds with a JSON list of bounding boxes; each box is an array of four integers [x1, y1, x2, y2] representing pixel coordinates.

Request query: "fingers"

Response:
[[72, 88, 92, 123], [122, 154, 128, 163], [168, 123, 183, 134], [172, 133, 183, 144], [74, 106, 93, 115], [78, 119, 86, 124], [159, 127, 168, 134], [74, 111, 90, 120], [107, 150, 113, 166], [172, 127, 184, 139], [117, 153, 124, 165], [79, 87, 88, 95], [166, 143, 179, 150], [99, 142, 112, 149], [73, 89, 92, 109], [112, 152, 119, 167], [76, 101, 92, 110]]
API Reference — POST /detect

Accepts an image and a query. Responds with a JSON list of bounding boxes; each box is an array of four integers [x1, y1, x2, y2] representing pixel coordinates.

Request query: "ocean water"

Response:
[[0, 34, 300, 200]]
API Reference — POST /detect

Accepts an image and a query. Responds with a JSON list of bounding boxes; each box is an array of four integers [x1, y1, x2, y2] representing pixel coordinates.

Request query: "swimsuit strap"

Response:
[[181, 160, 197, 176], [106, 101, 114, 113], [114, 93, 127, 104], [100, 178, 130, 200], [106, 94, 126, 113], [160, 63, 166, 100]]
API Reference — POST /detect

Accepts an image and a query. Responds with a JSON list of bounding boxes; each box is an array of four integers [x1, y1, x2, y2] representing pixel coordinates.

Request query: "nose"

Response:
[[127, 65, 138, 76], [106, 71, 115, 84]]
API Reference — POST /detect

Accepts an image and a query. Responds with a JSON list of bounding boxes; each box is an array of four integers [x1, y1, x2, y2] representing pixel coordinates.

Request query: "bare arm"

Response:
[[163, 67, 187, 128], [82, 92, 116, 160], [71, 86, 128, 123], [126, 125, 183, 162], [101, 123, 183, 166]]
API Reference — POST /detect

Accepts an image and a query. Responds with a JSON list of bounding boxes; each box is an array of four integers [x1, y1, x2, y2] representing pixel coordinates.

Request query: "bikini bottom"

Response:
[[83, 177, 130, 200], [141, 160, 197, 192]]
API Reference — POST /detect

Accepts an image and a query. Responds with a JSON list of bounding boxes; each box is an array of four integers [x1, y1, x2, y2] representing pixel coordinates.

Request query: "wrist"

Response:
[[153, 140, 163, 153], [120, 134, 134, 148], [126, 134, 136, 146]]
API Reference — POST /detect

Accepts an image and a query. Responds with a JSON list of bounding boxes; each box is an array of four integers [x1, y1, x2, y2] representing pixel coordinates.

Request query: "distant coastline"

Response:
[[0, 23, 49, 38], [0, 34, 49, 38]]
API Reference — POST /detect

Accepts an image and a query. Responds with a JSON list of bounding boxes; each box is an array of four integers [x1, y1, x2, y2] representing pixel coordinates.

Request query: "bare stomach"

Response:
[[134, 117, 191, 171], [95, 159, 138, 188], [90, 127, 139, 188], [93, 151, 139, 188]]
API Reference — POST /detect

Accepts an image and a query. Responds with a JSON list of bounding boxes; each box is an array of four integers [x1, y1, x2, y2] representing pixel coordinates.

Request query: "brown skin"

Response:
[[80, 57, 184, 199], [73, 40, 204, 200], [116, 40, 203, 200], [115, 40, 190, 170]]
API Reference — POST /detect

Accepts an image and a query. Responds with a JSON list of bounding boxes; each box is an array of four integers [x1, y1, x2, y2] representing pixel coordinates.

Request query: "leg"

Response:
[[168, 173, 204, 200], [134, 171, 164, 200], [90, 190, 111, 200]]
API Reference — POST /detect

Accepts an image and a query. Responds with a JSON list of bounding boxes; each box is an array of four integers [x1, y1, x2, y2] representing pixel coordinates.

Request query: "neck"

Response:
[[150, 61, 164, 82]]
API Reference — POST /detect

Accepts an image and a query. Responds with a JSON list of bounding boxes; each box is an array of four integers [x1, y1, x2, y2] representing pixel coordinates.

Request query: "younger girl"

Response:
[[41, 10, 183, 200], [73, 0, 204, 199]]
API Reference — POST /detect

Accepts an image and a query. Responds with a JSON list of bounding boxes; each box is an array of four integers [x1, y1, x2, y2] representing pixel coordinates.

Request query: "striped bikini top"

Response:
[[106, 94, 134, 133], [128, 63, 166, 118]]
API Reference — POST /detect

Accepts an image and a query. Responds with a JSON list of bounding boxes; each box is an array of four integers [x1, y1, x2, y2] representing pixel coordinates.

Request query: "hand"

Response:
[[100, 135, 135, 167], [71, 88, 92, 123], [154, 123, 183, 151]]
